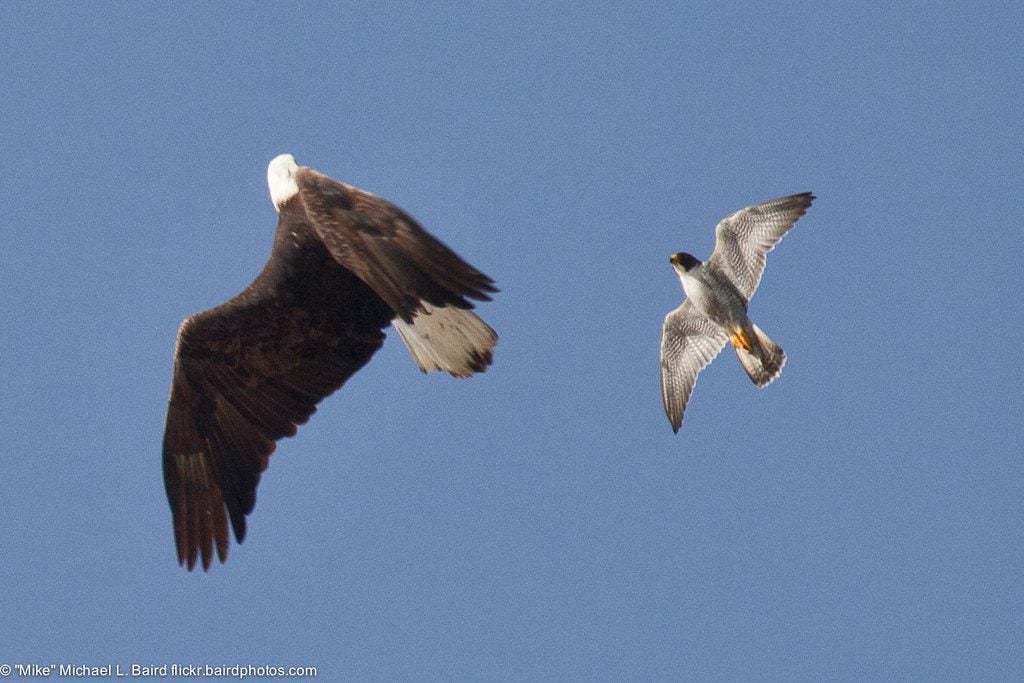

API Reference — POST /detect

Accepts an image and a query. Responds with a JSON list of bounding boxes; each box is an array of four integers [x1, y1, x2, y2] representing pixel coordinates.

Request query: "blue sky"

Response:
[[2, 2, 1021, 679]]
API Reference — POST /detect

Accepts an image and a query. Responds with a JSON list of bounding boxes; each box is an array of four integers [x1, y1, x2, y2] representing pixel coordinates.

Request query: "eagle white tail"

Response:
[[734, 324, 786, 388], [393, 304, 497, 378]]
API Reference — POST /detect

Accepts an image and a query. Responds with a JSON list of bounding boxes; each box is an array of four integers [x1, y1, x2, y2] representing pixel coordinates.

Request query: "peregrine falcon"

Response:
[[659, 192, 814, 432]]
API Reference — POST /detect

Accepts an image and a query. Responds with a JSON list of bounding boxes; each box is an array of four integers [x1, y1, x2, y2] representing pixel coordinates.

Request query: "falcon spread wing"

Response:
[[659, 301, 729, 432], [707, 192, 814, 300]]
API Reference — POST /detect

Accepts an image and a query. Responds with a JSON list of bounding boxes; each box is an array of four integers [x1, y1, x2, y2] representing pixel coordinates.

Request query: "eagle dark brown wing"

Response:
[[293, 167, 497, 321], [163, 271, 391, 571]]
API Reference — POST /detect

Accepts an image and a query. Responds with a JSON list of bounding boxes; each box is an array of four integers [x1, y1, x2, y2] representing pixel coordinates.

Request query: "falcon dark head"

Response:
[[670, 252, 702, 272]]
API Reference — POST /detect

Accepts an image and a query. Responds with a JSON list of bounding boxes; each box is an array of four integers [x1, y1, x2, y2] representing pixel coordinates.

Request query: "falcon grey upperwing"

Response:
[[163, 154, 498, 570], [660, 300, 729, 433], [707, 192, 814, 300]]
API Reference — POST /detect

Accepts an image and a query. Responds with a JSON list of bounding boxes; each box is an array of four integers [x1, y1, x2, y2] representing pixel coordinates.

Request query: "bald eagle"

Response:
[[163, 154, 497, 570]]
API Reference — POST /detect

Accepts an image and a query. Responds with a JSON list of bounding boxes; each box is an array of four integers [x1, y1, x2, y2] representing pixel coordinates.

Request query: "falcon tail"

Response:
[[393, 303, 497, 378], [733, 323, 786, 388]]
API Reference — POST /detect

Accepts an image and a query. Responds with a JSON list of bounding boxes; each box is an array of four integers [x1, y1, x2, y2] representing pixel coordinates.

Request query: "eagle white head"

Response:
[[267, 153, 300, 211]]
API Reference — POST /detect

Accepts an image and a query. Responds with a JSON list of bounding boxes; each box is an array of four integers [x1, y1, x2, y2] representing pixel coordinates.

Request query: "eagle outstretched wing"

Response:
[[163, 291, 387, 571], [294, 167, 496, 319]]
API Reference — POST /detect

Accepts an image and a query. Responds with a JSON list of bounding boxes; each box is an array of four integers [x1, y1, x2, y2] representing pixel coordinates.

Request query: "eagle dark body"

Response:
[[163, 156, 497, 571]]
